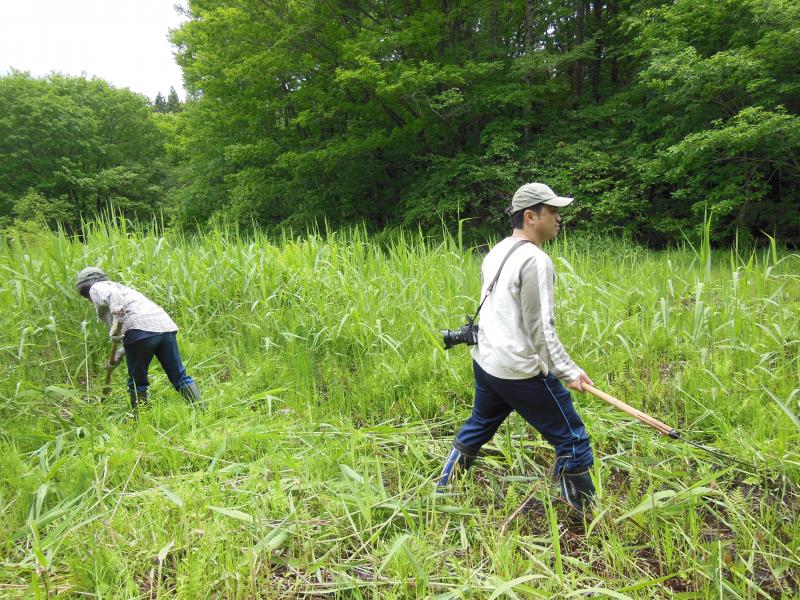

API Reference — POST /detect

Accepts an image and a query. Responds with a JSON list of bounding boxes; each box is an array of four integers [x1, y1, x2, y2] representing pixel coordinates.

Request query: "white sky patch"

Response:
[[0, 0, 188, 101]]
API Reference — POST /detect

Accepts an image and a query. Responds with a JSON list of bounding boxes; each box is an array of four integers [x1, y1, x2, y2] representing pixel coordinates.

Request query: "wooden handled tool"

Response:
[[584, 384, 678, 438], [583, 384, 750, 467], [101, 319, 123, 400]]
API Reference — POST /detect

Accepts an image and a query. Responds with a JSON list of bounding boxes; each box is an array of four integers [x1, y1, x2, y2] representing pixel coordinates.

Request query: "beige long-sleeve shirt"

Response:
[[471, 237, 582, 382]]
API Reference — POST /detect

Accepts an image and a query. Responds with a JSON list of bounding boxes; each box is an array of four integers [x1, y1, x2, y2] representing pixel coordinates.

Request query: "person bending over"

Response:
[[76, 267, 201, 410]]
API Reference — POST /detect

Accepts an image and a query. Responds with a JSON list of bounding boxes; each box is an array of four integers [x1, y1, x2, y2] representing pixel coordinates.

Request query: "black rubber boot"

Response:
[[436, 445, 477, 489], [559, 468, 596, 515], [179, 382, 203, 407], [129, 390, 149, 411]]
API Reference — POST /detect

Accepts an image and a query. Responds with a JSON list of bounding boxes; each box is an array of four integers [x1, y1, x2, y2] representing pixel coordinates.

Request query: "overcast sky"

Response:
[[0, 0, 188, 101]]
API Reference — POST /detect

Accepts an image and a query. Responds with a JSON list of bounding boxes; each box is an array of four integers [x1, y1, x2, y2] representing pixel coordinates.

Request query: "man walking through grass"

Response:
[[437, 183, 597, 515], [76, 267, 201, 410]]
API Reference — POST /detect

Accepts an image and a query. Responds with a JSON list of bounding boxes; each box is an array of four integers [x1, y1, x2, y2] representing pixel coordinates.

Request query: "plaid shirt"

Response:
[[89, 281, 178, 336]]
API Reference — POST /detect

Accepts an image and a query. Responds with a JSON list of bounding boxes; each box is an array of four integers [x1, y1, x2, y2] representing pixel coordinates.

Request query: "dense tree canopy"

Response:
[[0, 72, 167, 231], [0, 1, 797, 245], [166, 0, 799, 245]]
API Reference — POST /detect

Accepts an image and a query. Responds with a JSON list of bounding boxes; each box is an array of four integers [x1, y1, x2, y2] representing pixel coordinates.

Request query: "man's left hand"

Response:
[[568, 372, 594, 392]]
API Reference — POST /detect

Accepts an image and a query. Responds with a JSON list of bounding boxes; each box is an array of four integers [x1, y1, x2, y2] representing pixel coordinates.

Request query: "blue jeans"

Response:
[[124, 332, 194, 397], [454, 361, 594, 477]]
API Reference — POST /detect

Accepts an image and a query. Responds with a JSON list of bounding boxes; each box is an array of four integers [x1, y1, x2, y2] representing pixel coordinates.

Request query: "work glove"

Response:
[[110, 331, 123, 343], [106, 348, 125, 370], [112, 348, 125, 366]]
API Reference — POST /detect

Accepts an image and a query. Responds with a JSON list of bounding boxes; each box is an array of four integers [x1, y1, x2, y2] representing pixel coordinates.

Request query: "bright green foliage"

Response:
[[154, 87, 183, 115], [164, 0, 799, 245], [0, 72, 167, 232], [0, 223, 798, 596], [154, 91, 168, 113], [630, 0, 800, 245], [167, 0, 581, 234], [166, 87, 182, 114], [1, 1, 797, 245]]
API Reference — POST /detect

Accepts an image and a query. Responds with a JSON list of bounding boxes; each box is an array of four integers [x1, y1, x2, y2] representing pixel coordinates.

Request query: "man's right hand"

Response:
[[567, 372, 594, 392]]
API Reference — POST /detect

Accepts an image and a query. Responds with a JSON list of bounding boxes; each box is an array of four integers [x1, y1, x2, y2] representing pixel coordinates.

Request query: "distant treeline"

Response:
[[1, 0, 798, 246]]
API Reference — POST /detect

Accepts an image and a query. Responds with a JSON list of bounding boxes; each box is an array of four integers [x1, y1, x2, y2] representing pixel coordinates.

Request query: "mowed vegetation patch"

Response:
[[1, 222, 798, 598]]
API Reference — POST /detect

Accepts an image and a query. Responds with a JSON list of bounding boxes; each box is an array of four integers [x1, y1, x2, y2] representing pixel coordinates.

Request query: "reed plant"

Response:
[[0, 220, 797, 598]]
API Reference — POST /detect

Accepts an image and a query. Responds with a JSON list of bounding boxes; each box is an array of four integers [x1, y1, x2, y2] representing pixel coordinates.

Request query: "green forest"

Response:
[[2, 0, 798, 246]]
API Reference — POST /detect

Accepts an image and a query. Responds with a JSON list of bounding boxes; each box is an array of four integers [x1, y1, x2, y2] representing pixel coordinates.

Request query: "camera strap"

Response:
[[472, 239, 533, 322]]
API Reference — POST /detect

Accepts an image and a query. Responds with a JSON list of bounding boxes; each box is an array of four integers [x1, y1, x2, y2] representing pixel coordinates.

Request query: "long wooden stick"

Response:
[[583, 384, 678, 438], [583, 384, 752, 467], [101, 319, 123, 400]]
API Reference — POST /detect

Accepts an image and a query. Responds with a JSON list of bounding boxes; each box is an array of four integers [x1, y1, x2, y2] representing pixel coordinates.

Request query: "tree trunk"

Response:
[[490, 0, 498, 58], [609, 0, 619, 87], [439, 0, 449, 59], [573, 0, 585, 102], [525, 0, 535, 51], [523, 0, 535, 143], [591, 0, 602, 103]]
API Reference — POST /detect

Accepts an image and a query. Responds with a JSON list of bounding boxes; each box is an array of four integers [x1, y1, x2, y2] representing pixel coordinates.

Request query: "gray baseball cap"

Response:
[[506, 183, 574, 214]]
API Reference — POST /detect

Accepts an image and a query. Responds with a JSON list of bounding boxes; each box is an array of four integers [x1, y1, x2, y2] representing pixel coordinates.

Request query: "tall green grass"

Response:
[[0, 221, 798, 598]]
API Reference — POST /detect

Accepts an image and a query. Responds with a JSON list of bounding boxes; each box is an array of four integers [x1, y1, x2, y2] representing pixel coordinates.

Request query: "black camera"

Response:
[[441, 315, 479, 350]]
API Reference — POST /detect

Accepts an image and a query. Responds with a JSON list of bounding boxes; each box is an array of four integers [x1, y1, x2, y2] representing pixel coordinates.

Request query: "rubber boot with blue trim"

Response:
[[178, 381, 202, 404], [436, 444, 477, 490], [559, 468, 596, 516]]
